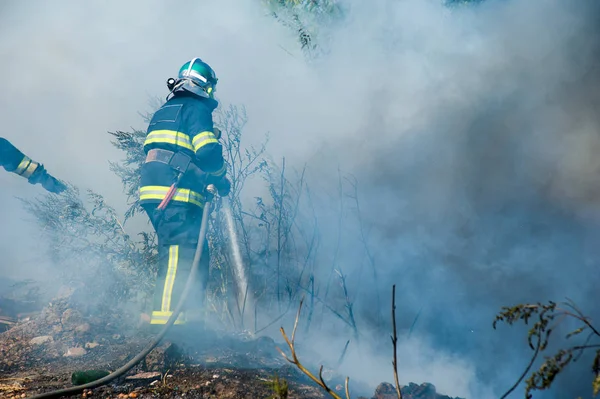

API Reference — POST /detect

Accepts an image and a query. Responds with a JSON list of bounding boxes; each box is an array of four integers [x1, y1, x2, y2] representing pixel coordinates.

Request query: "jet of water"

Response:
[[222, 198, 253, 327]]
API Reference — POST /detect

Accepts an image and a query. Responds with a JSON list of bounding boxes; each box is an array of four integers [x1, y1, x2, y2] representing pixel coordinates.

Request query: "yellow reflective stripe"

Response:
[[161, 245, 179, 312], [139, 186, 204, 207], [14, 156, 39, 178], [171, 191, 203, 207], [15, 157, 31, 174], [208, 162, 227, 177], [21, 162, 39, 178], [150, 310, 186, 325], [144, 130, 193, 151], [191, 131, 218, 152], [150, 319, 185, 325]]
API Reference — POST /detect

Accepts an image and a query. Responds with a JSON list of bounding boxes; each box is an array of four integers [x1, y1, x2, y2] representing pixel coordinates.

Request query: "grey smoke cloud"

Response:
[[312, 1, 600, 398], [1, 0, 599, 397]]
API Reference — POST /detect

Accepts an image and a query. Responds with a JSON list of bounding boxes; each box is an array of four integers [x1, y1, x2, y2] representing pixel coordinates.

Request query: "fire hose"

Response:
[[26, 184, 219, 399]]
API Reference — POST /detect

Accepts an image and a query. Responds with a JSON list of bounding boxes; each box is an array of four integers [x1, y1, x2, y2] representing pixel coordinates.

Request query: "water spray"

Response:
[[222, 198, 253, 326]]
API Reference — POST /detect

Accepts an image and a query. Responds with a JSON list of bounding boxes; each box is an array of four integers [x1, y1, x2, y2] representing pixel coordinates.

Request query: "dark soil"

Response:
[[0, 295, 464, 399], [2, 364, 329, 399]]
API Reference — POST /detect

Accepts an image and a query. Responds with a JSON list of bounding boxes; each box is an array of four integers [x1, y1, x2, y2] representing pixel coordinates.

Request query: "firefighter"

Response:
[[139, 58, 231, 329], [0, 137, 67, 193]]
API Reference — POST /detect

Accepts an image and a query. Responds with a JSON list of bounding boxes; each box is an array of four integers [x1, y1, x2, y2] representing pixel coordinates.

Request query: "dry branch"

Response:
[[0, 316, 16, 325], [391, 285, 403, 399], [276, 298, 350, 399]]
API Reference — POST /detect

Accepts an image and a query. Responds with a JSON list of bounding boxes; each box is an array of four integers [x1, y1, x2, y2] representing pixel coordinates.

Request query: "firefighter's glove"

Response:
[[204, 188, 215, 203], [216, 177, 231, 197], [29, 166, 67, 194]]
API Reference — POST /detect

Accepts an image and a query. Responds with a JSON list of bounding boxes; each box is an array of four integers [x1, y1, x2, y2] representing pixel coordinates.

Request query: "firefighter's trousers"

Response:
[[143, 202, 210, 327]]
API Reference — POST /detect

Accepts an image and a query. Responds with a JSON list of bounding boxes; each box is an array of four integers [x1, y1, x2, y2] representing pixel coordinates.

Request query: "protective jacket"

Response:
[[0, 137, 66, 193], [1, 137, 43, 179], [139, 92, 227, 210]]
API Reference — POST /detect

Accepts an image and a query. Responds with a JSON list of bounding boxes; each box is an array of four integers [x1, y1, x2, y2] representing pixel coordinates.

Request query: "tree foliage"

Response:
[[494, 300, 600, 398], [108, 130, 147, 221], [262, 0, 345, 57], [19, 186, 157, 315]]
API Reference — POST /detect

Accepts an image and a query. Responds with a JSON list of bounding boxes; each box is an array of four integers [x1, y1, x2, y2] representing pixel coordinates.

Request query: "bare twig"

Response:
[[391, 285, 403, 399], [346, 175, 381, 324], [335, 340, 350, 369], [324, 166, 344, 303], [335, 269, 359, 342], [276, 157, 286, 311], [254, 298, 258, 333], [304, 275, 316, 334], [297, 284, 355, 330], [345, 377, 350, 399], [290, 295, 301, 344], [254, 301, 294, 335], [499, 327, 542, 399], [0, 316, 16, 325], [407, 307, 422, 338], [560, 298, 600, 337], [276, 298, 350, 399]]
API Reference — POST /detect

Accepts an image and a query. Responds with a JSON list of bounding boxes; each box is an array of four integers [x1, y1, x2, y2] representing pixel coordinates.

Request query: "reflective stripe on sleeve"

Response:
[[14, 156, 39, 178], [191, 131, 218, 152], [208, 162, 227, 177]]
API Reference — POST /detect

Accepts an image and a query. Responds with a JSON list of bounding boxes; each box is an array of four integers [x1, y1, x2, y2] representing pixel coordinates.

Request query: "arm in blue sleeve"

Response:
[[185, 106, 226, 175], [0, 137, 42, 178]]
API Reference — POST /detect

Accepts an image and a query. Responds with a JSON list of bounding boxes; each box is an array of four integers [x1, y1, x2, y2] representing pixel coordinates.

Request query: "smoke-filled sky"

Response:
[[1, 0, 599, 398]]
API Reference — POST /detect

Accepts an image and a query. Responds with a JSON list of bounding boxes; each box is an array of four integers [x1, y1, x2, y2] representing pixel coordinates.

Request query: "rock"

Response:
[[29, 336, 53, 345], [374, 382, 397, 399], [42, 310, 61, 327], [144, 342, 183, 371], [61, 309, 83, 330], [75, 323, 91, 334], [84, 342, 100, 349], [402, 382, 439, 399], [55, 286, 76, 299], [64, 347, 87, 357], [125, 372, 161, 380]]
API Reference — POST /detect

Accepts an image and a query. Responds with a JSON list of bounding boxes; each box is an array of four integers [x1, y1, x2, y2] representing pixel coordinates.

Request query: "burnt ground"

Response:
[[0, 296, 464, 399], [1, 363, 330, 399]]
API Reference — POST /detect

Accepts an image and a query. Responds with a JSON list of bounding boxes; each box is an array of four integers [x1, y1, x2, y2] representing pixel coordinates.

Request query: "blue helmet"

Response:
[[170, 58, 218, 99]]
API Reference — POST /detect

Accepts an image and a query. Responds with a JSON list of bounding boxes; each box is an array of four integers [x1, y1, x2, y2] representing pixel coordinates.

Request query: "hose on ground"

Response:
[[26, 187, 217, 399]]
